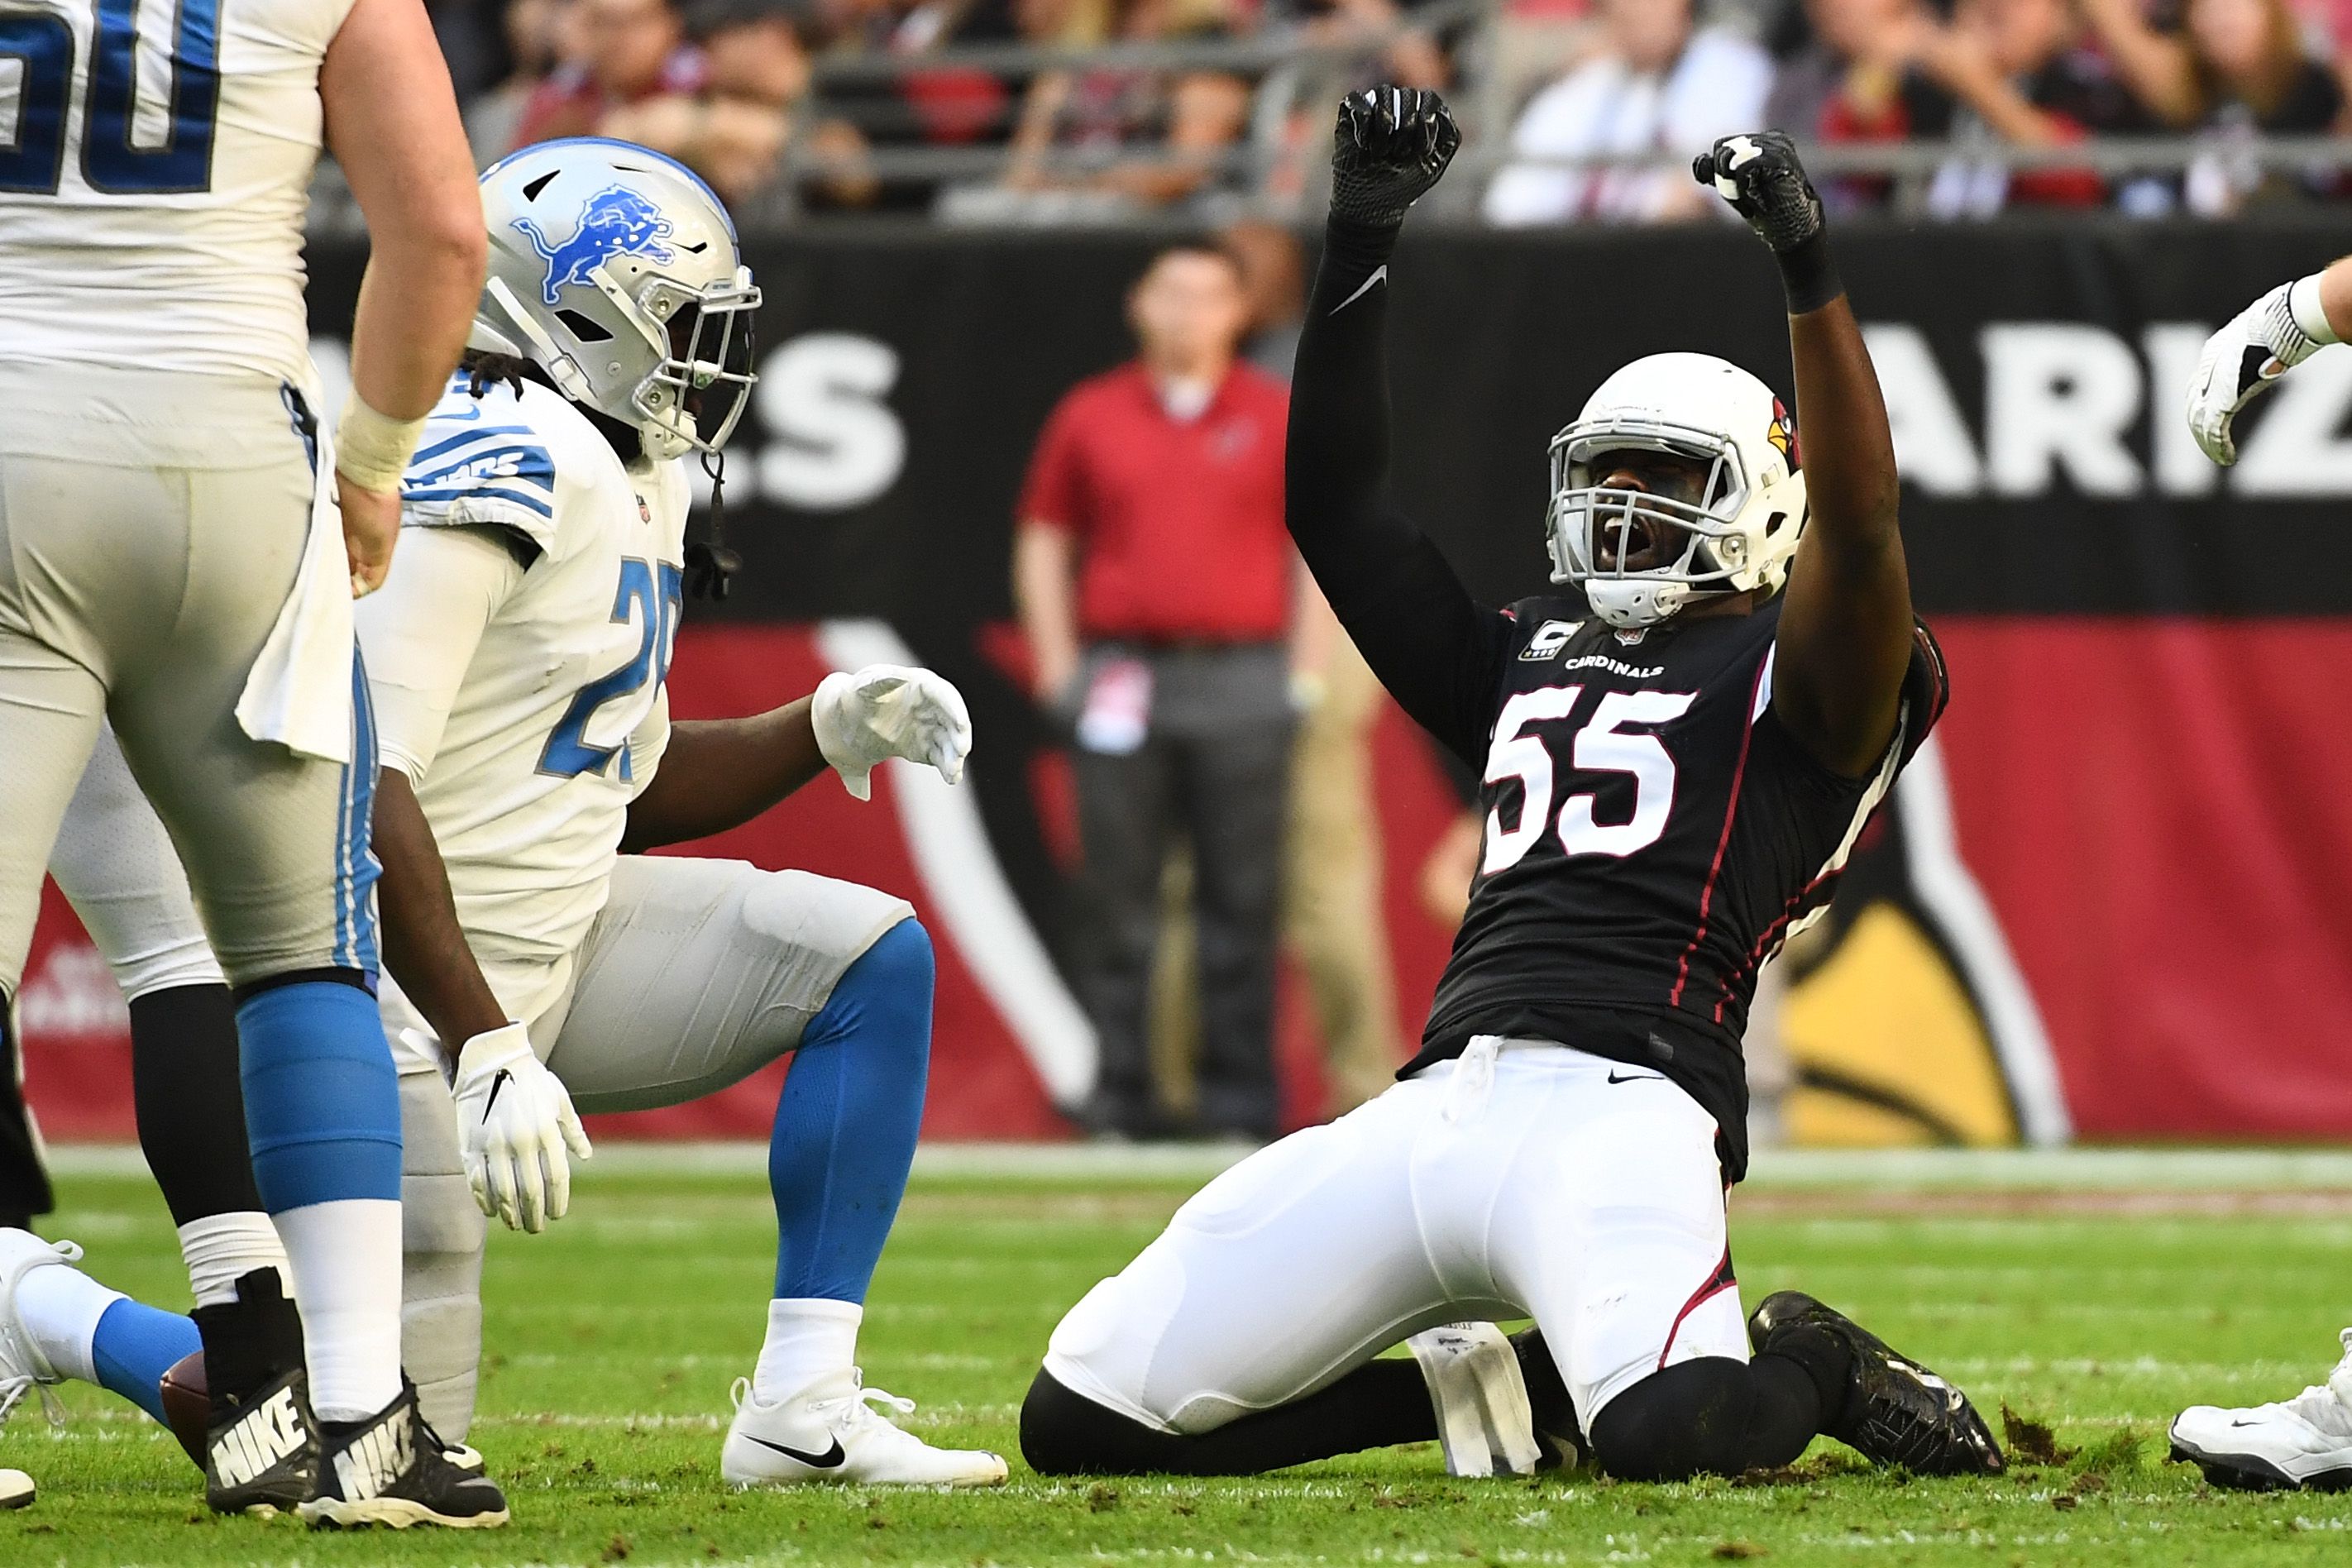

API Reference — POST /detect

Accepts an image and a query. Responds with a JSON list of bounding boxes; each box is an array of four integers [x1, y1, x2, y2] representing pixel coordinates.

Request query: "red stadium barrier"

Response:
[[14, 624, 1466, 1145], [24, 615, 2352, 1145]]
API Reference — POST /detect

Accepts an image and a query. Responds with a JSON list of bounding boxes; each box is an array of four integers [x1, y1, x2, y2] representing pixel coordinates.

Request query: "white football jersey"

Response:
[[0, 0, 356, 380], [361, 377, 687, 978]]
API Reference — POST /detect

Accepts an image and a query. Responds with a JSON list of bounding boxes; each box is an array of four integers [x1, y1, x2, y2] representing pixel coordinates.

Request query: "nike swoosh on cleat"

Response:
[[745, 1433, 847, 1469]]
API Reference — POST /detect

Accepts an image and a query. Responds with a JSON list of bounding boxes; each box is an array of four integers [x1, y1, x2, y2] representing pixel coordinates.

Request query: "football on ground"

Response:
[[7, 1146, 2352, 1566]]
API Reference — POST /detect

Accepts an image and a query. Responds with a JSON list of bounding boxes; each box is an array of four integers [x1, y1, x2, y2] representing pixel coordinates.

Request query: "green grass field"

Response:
[[7, 1148, 2352, 1566]]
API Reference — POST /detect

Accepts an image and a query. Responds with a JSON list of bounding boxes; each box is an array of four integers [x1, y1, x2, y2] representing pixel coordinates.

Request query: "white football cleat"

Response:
[[2172, 1328, 2352, 1491], [721, 1371, 1009, 1488], [1407, 1322, 1542, 1477], [0, 1231, 77, 1434], [0, 1468, 31, 1508]]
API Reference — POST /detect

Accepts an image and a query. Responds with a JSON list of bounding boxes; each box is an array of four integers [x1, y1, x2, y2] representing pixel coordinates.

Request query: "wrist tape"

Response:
[[334, 394, 431, 495], [2290, 273, 2342, 347]]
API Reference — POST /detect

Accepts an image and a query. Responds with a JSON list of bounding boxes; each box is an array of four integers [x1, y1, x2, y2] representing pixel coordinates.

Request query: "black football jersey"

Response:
[[1397, 595, 1950, 1179]]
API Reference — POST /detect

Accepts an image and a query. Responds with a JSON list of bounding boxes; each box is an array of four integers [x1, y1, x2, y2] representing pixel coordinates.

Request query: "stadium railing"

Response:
[[304, 12, 2352, 233]]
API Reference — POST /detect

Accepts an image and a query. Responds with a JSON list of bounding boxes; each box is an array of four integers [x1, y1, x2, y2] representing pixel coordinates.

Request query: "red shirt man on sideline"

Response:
[[1015, 241, 1317, 1142]]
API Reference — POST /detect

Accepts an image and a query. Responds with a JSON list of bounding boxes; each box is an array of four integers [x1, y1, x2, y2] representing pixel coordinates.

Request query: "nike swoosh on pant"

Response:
[[746, 1433, 847, 1468]]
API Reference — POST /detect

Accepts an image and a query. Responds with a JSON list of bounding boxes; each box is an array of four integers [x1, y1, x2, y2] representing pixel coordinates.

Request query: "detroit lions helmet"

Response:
[[1546, 353, 1809, 629], [473, 138, 760, 461]]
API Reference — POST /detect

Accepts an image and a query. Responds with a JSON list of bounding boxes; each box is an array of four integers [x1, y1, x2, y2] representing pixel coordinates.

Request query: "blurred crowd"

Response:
[[1484, 0, 2350, 220], [421, 0, 2352, 222]]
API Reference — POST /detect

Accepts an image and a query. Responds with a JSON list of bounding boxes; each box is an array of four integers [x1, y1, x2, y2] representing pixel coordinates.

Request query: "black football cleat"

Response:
[[194, 1268, 323, 1516], [299, 1381, 509, 1528], [1507, 1327, 1590, 1470], [1748, 1291, 2004, 1476]]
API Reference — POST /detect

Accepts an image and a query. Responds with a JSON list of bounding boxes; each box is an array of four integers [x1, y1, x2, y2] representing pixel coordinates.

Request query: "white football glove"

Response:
[[2187, 280, 2329, 466], [448, 1022, 592, 1234], [810, 664, 973, 801]]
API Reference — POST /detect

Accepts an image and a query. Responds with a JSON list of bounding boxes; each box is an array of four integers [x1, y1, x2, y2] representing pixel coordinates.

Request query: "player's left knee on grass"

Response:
[[1021, 1367, 1193, 1475], [398, 1061, 487, 1441], [1588, 1357, 1816, 1481]]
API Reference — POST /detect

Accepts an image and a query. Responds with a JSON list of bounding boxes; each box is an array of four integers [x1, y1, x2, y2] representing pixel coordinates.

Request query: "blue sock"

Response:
[[237, 978, 403, 1209], [91, 1298, 201, 1427], [770, 919, 934, 1302]]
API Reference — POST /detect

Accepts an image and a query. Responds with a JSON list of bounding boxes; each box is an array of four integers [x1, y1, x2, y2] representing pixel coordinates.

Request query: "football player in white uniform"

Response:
[[2168, 258, 2352, 1492], [0, 0, 505, 1527], [1, 138, 1006, 1489]]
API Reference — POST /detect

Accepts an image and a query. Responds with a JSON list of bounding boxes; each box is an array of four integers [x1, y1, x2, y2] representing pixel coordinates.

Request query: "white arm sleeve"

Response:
[[356, 524, 526, 784]]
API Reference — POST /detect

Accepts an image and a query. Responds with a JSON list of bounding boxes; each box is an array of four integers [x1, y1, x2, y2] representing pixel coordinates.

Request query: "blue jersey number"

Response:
[[539, 559, 684, 781], [0, 15, 74, 194], [0, 0, 222, 197]]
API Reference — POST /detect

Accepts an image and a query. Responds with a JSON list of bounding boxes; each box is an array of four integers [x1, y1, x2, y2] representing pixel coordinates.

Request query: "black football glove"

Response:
[[1693, 131, 1824, 254], [1331, 86, 1460, 231], [1694, 131, 1842, 313]]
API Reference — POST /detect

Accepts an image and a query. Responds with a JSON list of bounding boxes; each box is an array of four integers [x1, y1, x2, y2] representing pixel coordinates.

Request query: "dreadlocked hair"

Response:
[[455, 350, 735, 596], [460, 350, 532, 401]]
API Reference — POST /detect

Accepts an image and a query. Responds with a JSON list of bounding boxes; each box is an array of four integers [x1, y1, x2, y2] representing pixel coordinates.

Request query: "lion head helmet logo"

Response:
[[514, 185, 678, 308]]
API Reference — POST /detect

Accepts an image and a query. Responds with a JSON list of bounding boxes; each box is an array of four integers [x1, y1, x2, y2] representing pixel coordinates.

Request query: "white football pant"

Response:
[[50, 727, 227, 1001], [0, 368, 370, 994], [1045, 1040, 1747, 1436], [389, 854, 911, 1437]]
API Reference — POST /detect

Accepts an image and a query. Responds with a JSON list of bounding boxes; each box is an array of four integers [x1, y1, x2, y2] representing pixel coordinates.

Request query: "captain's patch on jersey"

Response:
[[1519, 619, 1581, 660]]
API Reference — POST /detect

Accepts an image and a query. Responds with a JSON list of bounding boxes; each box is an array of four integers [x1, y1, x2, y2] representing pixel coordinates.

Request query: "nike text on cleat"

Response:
[[1748, 1290, 2004, 1476], [193, 1267, 321, 1516], [1407, 1322, 1544, 1477], [2169, 1327, 2352, 1491], [297, 1382, 509, 1528], [722, 1370, 1010, 1488], [205, 1376, 320, 1515]]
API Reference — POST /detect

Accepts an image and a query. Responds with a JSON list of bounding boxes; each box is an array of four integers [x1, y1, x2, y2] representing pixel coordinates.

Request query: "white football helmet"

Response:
[[1546, 352, 1809, 629], [473, 137, 760, 461]]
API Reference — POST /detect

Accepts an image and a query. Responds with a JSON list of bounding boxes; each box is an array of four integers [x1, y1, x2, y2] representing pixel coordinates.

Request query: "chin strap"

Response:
[[685, 447, 741, 601]]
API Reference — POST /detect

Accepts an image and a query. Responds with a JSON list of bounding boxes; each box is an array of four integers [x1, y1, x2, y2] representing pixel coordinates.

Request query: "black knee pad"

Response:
[[1020, 1368, 1190, 1476], [1589, 1358, 1768, 1482]]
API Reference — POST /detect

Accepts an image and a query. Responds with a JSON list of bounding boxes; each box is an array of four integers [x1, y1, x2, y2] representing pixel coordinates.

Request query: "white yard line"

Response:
[[43, 1140, 2352, 1191]]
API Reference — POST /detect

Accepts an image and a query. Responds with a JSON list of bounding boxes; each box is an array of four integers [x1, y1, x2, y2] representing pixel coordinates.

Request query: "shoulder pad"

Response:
[[397, 384, 563, 554]]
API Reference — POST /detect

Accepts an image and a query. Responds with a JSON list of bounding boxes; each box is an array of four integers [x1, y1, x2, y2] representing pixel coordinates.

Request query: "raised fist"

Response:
[[1331, 86, 1460, 230], [1694, 131, 1825, 256]]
